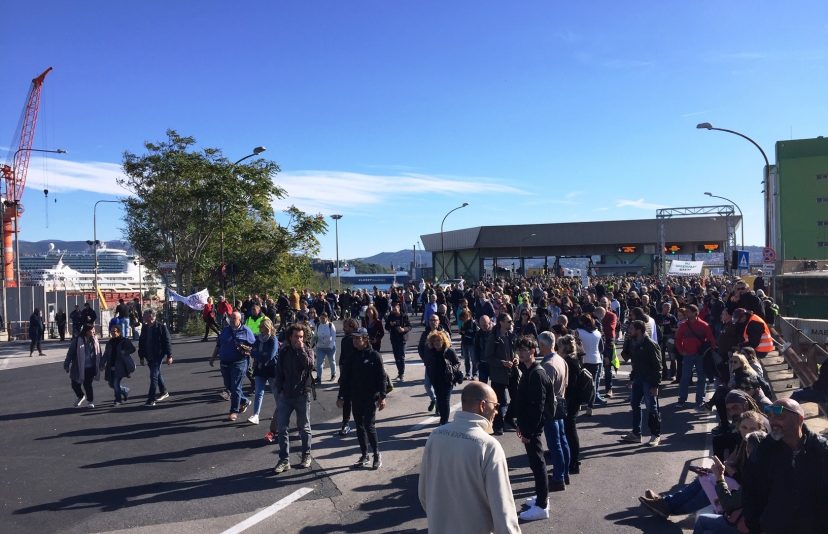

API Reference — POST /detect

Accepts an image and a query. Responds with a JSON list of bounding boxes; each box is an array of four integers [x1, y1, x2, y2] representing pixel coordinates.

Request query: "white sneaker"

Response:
[[87, 403, 95, 409], [157, 392, 170, 402], [519, 503, 550, 522], [248, 414, 260, 425], [525, 496, 538, 507], [74, 395, 86, 407], [648, 435, 662, 447]]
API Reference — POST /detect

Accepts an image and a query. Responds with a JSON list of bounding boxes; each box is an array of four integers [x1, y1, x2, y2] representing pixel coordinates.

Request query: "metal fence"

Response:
[[0, 288, 107, 340]]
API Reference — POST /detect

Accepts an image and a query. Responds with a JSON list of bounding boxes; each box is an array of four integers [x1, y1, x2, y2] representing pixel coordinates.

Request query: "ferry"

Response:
[[331, 265, 410, 290]]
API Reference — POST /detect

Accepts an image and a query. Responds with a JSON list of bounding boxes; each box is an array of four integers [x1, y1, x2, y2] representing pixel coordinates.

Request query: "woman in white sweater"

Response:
[[576, 314, 606, 415]]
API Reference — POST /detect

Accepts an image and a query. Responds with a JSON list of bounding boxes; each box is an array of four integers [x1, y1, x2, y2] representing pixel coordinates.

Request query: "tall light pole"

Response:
[[705, 192, 744, 252], [92, 199, 122, 333], [220, 146, 266, 294], [697, 123, 771, 248], [439, 202, 469, 280], [331, 214, 342, 291]]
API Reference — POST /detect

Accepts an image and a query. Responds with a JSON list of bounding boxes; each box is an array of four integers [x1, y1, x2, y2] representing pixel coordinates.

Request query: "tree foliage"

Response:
[[118, 130, 327, 306]]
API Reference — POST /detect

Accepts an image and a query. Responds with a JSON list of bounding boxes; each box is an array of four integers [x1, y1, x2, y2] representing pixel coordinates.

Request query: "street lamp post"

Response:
[[220, 146, 267, 294], [3, 147, 66, 334], [697, 123, 771, 248], [439, 202, 469, 281], [330, 215, 342, 291], [92, 200, 122, 333], [705, 192, 744, 252]]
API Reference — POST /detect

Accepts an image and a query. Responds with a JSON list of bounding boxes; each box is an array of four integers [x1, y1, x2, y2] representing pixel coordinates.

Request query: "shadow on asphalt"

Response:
[[12, 465, 327, 516], [298, 473, 426, 534]]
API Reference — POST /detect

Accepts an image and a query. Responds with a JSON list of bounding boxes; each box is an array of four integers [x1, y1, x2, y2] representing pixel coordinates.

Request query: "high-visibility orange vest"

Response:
[[744, 314, 774, 353]]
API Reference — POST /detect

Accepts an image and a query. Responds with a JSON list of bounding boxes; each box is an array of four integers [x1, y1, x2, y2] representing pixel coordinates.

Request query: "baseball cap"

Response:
[[354, 327, 369, 337]]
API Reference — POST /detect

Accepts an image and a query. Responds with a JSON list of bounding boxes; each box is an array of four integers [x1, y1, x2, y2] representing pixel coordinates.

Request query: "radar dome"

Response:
[[48, 243, 55, 252]]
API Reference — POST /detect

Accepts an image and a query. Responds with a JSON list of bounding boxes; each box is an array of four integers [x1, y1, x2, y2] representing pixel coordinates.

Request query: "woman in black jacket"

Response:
[[459, 309, 480, 380], [425, 330, 460, 425], [558, 334, 584, 474], [28, 308, 45, 357], [102, 324, 137, 405]]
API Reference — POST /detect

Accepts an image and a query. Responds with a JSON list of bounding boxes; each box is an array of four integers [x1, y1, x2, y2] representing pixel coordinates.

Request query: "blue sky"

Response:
[[2, 1, 827, 261]]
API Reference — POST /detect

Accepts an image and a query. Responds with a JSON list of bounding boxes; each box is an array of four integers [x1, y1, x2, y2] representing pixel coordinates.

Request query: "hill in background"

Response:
[[357, 249, 432, 270]]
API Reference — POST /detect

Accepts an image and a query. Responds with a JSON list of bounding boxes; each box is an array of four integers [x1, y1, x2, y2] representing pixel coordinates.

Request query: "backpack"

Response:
[[575, 366, 595, 405]]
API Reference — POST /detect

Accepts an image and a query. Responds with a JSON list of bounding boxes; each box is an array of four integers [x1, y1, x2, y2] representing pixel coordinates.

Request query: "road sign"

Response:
[[737, 251, 750, 270], [762, 263, 775, 274], [762, 247, 777, 263]]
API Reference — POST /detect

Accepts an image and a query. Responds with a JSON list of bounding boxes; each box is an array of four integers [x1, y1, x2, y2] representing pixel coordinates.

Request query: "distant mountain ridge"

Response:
[[18, 240, 133, 256]]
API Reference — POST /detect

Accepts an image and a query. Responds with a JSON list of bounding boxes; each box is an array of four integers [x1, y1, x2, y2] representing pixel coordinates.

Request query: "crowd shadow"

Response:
[[298, 473, 426, 534]]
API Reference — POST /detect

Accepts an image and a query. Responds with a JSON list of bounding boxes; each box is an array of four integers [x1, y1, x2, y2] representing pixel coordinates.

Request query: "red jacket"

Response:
[[675, 318, 716, 356], [601, 311, 617, 342], [216, 301, 233, 316], [202, 303, 215, 321]]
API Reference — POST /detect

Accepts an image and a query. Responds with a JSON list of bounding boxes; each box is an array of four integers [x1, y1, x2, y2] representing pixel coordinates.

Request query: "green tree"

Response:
[[119, 130, 327, 322]]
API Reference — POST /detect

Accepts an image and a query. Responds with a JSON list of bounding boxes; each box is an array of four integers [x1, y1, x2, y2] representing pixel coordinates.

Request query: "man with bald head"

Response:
[[419, 382, 520, 534], [742, 398, 828, 534]]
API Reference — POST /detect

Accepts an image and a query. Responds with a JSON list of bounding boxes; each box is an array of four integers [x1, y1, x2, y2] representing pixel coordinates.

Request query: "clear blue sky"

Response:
[[2, 1, 826, 261]]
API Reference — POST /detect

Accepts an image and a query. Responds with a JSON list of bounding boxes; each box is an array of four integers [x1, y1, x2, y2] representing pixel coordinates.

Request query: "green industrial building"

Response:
[[774, 136, 828, 261]]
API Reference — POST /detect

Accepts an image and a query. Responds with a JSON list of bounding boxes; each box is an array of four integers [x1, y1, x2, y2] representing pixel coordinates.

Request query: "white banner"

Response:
[[168, 288, 210, 310], [668, 260, 704, 276]]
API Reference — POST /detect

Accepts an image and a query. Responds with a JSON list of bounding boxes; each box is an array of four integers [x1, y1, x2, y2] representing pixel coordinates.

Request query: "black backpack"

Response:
[[575, 366, 595, 405]]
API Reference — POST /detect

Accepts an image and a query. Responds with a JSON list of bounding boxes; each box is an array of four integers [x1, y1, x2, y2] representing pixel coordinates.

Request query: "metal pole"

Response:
[[93, 204, 99, 333], [440, 202, 468, 281], [0, 200, 6, 335], [697, 123, 770, 247]]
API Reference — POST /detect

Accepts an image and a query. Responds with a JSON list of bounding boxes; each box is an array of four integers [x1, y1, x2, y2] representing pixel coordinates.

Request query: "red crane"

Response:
[[1, 67, 53, 287]]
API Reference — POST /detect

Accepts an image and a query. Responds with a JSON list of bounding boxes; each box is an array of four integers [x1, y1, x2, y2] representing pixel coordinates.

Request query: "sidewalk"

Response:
[[0, 338, 73, 371]]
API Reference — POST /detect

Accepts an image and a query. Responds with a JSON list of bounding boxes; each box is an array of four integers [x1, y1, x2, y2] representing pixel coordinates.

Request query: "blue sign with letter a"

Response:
[[737, 251, 750, 270]]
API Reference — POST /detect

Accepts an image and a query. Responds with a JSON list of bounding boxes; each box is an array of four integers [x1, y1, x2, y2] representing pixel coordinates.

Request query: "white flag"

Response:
[[168, 288, 210, 310]]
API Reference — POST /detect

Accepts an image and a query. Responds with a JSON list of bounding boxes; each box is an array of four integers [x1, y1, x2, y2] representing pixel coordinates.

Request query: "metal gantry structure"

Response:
[[656, 205, 736, 279]]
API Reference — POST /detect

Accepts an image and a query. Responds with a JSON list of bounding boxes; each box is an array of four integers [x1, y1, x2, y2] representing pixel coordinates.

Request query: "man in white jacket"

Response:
[[418, 382, 521, 534]]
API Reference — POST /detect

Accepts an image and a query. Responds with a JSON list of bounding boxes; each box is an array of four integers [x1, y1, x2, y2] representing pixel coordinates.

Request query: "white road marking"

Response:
[[411, 402, 463, 431], [220, 487, 313, 534]]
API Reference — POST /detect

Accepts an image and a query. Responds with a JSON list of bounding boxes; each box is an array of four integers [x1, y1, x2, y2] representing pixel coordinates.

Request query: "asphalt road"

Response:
[[0, 325, 715, 533]]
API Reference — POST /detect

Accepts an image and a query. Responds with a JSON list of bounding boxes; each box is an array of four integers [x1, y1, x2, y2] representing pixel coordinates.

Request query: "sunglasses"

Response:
[[763, 404, 799, 417], [481, 400, 501, 410]]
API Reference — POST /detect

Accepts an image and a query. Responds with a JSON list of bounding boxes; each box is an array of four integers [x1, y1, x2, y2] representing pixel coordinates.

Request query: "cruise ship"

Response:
[[331, 265, 410, 290], [19, 243, 159, 292]]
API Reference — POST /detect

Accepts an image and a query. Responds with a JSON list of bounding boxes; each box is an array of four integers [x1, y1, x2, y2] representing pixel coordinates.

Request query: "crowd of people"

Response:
[[56, 272, 827, 532]]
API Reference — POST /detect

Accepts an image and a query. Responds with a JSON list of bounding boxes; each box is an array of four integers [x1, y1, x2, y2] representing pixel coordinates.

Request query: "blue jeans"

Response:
[[543, 417, 570, 482], [693, 513, 740, 534], [423, 368, 436, 402], [220, 359, 249, 413], [630, 379, 661, 436], [315, 347, 336, 379], [276, 394, 312, 460], [583, 363, 604, 408], [109, 376, 129, 402], [664, 478, 710, 515], [679, 354, 706, 405], [117, 318, 130, 339], [147, 362, 167, 400], [253, 375, 276, 416]]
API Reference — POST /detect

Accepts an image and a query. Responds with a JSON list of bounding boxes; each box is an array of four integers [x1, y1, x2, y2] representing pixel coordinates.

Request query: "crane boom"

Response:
[[1, 66, 52, 287]]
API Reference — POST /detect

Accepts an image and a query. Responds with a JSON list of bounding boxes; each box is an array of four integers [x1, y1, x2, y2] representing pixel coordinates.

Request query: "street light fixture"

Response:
[[2, 147, 67, 333], [220, 146, 267, 293], [439, 202, 469, 281], [331, 214, 343, 291], [696, 122, 770, 248], [704, 192, 744, 252]]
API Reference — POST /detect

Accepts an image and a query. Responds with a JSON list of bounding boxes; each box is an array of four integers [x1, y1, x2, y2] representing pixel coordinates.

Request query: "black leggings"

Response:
[[525, 433, 548, 507], [30, 337, 42, 354], [564, 403, 580, 468], [391, 338, 406, 377], [71, 367, 97, 402], [352, 401, 378, 454], [341, 397, 352, 426]]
